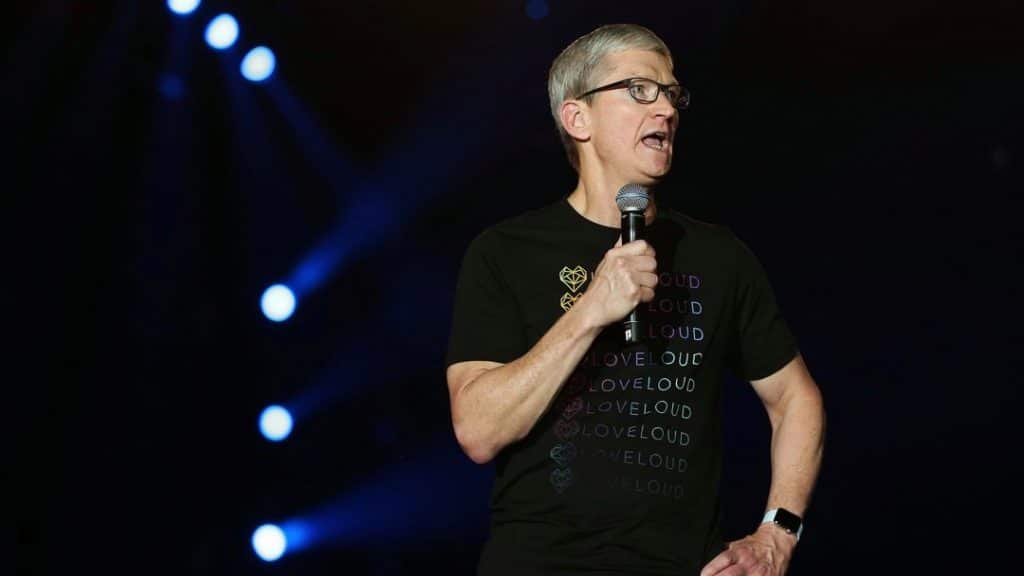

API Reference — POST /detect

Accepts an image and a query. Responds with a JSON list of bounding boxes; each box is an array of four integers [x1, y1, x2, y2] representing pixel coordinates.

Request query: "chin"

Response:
[[644, 158, 672, 178], [640, 166, 672, 184], [633, 175, 664, 188]]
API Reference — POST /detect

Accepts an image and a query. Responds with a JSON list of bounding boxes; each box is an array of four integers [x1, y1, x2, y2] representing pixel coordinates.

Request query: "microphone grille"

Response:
[[615, 183, 650, 213]]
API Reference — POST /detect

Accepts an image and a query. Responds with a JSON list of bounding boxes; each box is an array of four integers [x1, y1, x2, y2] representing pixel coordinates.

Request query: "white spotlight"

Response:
[[205, 14, 239, 50], [252, 524, 287, 562], [261, 284, 296, 322], [167, 0, 201, 16], [241, 46, 277, 82], [259, 405, 293, 442]]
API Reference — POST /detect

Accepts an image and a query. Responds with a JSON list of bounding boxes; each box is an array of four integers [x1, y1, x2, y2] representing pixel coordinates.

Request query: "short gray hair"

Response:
[[547, 24, 673, 172]]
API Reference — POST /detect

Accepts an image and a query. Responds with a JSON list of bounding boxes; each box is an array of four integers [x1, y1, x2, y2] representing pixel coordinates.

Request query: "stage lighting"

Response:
[[241, 47, 276, 82], [205, 14, 239, 50], [259, 405, 293, 442], [167, 0, 201, 16], [252, 524, 287, 561], [261, 283, 296, 322]]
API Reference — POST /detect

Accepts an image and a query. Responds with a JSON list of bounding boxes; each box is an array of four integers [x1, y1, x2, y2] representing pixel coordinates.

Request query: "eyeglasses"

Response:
[[576, 77, 690, 110]]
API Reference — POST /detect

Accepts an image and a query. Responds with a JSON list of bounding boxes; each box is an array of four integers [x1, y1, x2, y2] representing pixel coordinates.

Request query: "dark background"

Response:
[[11, 0, 1019, 574]]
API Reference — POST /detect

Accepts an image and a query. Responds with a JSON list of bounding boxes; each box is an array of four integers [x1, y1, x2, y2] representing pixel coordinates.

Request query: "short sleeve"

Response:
[[728, 233, 799, 381], [445, 231, 527, 367]]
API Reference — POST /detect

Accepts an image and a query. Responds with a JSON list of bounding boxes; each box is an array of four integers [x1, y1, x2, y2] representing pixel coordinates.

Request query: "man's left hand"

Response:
[[699, 523, 797, 576]]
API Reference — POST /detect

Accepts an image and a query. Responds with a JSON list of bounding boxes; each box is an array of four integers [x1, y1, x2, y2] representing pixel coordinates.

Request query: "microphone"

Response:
[[615, 183, 650, 343]]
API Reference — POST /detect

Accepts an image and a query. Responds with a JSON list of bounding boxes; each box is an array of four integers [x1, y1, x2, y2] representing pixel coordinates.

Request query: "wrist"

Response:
[[760, 507, 803, 542], [757, 519, 798, 545], [570, 289, 609, 332]]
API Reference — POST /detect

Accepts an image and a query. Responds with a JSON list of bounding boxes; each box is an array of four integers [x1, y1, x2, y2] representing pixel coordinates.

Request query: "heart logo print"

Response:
[[565, 372, 588, 395], [561, 396, 583, 420], [560, 292, 582, 311], [550, 467, 574, 493], [554, 419, 580, 440], [559, 266, 588, 293], [549, 442, 578, 467]]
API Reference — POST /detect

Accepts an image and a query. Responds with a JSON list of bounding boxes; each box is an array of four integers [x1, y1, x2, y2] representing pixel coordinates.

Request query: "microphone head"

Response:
[[615, 183, 650, 213]]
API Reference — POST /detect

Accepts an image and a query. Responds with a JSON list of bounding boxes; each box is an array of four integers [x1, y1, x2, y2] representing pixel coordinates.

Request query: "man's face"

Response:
[[584, 49, 679, 186]]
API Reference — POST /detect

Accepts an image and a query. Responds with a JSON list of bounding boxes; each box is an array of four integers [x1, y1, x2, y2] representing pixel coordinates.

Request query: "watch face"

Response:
[[774, 508, 802, 532]]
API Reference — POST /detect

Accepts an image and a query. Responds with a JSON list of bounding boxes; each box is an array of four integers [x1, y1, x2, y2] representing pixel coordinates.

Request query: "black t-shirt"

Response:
[[446, 198, 798, 576]]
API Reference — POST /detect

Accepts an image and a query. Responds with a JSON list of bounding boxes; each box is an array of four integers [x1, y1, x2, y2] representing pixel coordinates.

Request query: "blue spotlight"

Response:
[[167, 0, 201, 16], [252, 524, 287, 562], [261, 283, 296, 322], [241, 46, 276, 82], [526, 0, 549, 20], [275, 441, 492, 554], [205, 14, 239, 50], [259, 405, 293, 442]]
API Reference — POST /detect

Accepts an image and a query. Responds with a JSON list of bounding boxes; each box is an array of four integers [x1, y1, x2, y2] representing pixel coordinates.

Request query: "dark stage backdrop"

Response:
[[11, 1, 1018, 574]]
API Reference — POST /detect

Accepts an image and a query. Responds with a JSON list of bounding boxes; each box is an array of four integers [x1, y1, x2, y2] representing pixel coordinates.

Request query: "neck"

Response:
[[566, 175, 657, 228]]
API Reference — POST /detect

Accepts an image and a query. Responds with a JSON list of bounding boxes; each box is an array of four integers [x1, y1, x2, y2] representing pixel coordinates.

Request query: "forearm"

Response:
[[703, 384, 824, 576], [765, 386, 826, 517], [452, 299, 603, 463]]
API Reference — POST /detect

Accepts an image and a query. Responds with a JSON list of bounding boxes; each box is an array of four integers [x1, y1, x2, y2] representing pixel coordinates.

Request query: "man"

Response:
[[445, 23, 825, 576]]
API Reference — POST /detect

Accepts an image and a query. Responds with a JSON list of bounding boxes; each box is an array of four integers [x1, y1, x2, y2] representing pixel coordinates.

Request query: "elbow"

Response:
[[463, 444, 497, 465], [448, 364, 504, 465], [454, 423, 498, 465]]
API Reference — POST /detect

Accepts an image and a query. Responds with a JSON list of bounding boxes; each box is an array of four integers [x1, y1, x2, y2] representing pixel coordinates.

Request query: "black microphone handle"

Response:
[[621, 210, 646, 342]]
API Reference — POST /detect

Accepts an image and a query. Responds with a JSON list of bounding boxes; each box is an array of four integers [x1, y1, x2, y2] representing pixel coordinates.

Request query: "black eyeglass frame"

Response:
[[576, 77, 691, 110]]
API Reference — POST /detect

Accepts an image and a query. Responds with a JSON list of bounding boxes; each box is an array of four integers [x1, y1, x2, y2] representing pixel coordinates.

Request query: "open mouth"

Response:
[[641, 131, 669, 151]]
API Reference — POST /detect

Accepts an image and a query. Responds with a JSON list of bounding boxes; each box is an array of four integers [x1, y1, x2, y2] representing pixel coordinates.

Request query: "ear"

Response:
[[559, 99, 591, 142]]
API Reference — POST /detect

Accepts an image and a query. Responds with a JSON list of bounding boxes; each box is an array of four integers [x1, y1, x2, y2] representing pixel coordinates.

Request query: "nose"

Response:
[[653, 89, 677, 119]]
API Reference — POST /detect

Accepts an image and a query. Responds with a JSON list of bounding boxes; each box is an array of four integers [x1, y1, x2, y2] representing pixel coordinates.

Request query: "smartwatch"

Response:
[[761, 508, 803, 541]]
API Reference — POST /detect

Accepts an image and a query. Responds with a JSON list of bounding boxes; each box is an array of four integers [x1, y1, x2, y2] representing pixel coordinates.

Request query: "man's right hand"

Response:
[[578, 239, 658, 328]]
